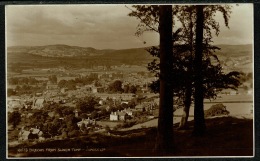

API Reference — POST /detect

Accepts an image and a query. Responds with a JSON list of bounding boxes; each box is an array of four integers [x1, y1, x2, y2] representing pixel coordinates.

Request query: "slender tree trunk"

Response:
[[179, 9, 193, 130], [193, 5, 206, 136], [179, 82, 192, 129], [155, 5, 174, 154]]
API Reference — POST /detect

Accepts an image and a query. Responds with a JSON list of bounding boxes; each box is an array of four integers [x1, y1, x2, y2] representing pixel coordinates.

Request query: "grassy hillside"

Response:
[[8, 44, 102, 57], [215, 44, 253, 73], [7, 45, 153, 72], [7, 44, 253, 73], [216, 44, 252, 57], [8, 116, 253, 157], [102, 48, 151, 60]]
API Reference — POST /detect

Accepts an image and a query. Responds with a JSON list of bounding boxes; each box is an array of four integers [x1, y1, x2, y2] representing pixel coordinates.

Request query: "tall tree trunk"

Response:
[[155, 5, 174, 154], [179, 81, 192, 129], [179, 9, 193, 130], [193, 5, 206, 136]]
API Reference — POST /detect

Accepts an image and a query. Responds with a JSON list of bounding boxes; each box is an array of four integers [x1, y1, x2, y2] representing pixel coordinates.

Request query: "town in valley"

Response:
[[6, 4, 254, 157]]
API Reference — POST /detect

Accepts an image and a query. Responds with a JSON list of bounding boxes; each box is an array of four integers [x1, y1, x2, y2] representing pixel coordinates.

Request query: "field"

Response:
[[121, 94, 253, 131], [96, 120, 121, 129]]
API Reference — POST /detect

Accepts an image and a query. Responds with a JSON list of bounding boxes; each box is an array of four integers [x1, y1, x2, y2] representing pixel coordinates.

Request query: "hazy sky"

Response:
[[6, 4, 253, 49]]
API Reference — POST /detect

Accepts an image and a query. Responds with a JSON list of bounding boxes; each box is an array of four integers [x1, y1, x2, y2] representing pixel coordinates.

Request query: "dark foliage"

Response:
[[8, 111, 21, 129]]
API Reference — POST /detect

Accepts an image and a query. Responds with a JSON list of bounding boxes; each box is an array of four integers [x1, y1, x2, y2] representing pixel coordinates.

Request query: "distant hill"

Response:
[[7, 44, 253, 73], [7, 44, 152, 60], [8, 44, 106, 57], [214, 44, 253, 73], [7, 44, 252, 58], [215, 44, 252, 57], [100, 48, 152, 60]]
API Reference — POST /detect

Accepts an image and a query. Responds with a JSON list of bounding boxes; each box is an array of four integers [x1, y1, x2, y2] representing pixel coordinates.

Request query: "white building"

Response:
[[110, 111, 128, 121], [33, 98, 45, 109], [110, 112, 119, 121]]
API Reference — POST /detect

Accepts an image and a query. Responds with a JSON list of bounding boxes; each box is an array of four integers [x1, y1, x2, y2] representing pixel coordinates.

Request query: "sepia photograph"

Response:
[[6, 4, 254, 158]]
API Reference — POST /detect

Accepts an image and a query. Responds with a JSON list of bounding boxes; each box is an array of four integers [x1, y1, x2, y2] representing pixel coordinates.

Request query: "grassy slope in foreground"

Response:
[[8, 116, 253, 157]]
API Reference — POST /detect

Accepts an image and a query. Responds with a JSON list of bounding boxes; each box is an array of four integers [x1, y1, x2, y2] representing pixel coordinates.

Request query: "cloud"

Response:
[[212, 4, 253, 45], [7, 5, 150, 49], [6, 4, 253, 49]]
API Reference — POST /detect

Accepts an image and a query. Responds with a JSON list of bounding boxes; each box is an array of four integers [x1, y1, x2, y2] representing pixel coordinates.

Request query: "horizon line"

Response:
[[7, 43, 253, 50]]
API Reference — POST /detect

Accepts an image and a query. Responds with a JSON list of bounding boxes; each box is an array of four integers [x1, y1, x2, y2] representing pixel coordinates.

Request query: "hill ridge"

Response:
[[7, 44, 253, 73]]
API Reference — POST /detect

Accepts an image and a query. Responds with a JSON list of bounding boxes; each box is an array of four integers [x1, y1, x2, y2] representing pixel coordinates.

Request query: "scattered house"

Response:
[[230, 90, 238, 95], [23, 100, 33, 109], [153, 98, 160, 105], [8, 100, 22, 110], [143, 102, 151, 111], [99, 100, 105, 105], [143, 102, 157, 111], [121, 101, 129, 105], [247, 90, 253, 95], [84, 85, 92, 93], [7, 96, 20, 101], [105, 106, 111, 112], [35, 93, 43, 97], [95, 93, 135, 101], [135, 102, 157, 113], [153, 109, 159, 117], [48, 111, 62, 118], [220, 89, 231, 95], [135, 104, 145, 112], [141, 88, 149, 93], [18, 129, 30, 142], [74, 110, 79, 118], [59, 99, 66, 104], [77, 117, 96, 128], [118, 111, 128, 120], [92, 87, 98, 93], [110, 110, 128, 121], [18, 127, 43, 142], [76, 83, 84, 89], [61, 88, 68, 93], [110, 112, 119, 121], [33, 98, 45, 109], [46, 81, 58, 90], [123, 108, 133, 116], [25, 112, 33, 118], [112, 73, 124, 79], [92, 87, 104, 93], [48, 111, 55, 117]]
